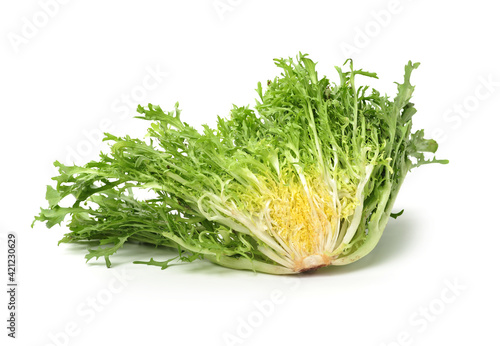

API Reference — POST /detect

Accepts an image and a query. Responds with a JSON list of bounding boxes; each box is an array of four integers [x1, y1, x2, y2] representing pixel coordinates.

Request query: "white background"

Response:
[[1, 1, 499, 345]]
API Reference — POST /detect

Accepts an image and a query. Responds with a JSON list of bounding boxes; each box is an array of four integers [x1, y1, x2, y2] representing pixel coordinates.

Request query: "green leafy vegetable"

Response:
[[34, 54, 447, 274]]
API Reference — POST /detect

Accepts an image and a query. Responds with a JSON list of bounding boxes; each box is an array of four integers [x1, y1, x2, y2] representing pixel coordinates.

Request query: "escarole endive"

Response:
[[34, 54, 447, 274]]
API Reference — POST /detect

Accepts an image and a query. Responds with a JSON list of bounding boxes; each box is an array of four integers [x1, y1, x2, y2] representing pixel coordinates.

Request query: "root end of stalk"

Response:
[[295, 254, 331, 272]]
